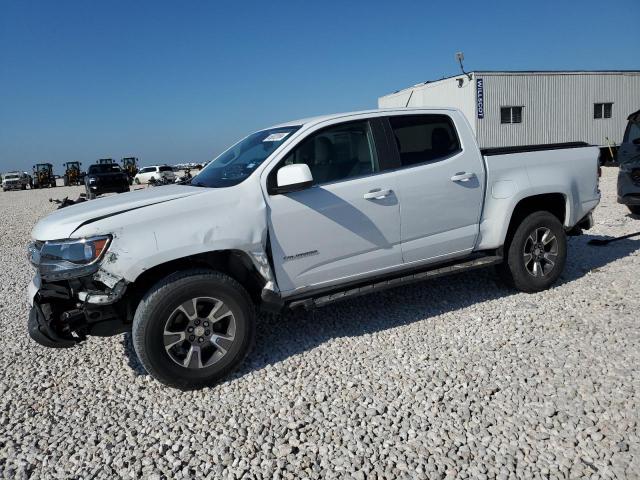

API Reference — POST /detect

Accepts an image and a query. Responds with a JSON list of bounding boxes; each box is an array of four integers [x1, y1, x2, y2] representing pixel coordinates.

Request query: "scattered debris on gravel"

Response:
[[0, 168, 638, 479]]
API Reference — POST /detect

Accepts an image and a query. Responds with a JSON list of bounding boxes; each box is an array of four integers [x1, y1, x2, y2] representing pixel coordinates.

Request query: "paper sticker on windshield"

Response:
[[263, 132, 290, 142]]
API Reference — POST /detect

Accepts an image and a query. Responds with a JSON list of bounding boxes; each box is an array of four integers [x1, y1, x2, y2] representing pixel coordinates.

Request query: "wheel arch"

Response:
[[502, 192, 567, 250], [126, 250, 267, 317], [131, 250, 267, 302]]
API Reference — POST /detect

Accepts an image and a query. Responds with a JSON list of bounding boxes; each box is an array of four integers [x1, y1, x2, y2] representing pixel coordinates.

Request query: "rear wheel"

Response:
[[63, 175, 69, 186], [132, 270, 255, 389], [627, 205, 640, 215], [497, 211, 567, 293]]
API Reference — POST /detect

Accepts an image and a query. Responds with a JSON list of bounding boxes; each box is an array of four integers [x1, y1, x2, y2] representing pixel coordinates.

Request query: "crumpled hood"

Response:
[[32, 185, 207, 240]]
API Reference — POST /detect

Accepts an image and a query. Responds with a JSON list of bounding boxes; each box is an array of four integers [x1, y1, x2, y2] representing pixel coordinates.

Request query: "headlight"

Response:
[[28, 235, 111, 280]]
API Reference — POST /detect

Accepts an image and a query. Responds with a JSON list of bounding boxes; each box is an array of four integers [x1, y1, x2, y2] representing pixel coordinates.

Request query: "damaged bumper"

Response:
[[27, 271, 130, 348]]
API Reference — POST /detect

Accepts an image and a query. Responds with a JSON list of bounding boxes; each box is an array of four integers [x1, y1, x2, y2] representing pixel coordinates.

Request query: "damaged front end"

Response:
[[27, 236, 130, 348], [617, 111, 640, 207]]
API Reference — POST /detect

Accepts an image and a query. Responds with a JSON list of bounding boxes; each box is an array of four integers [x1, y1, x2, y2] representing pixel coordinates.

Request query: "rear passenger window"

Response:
[[277, 120, 379, 185], [388, 115, 461, 166]]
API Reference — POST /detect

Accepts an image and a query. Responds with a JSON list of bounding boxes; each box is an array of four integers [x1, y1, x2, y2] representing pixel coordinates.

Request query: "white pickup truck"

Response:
[[27, 108, 600, 389], [2, 171, 29, 191]]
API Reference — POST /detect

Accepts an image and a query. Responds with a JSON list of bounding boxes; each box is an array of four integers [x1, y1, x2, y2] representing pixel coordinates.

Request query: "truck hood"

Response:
[[32, 185, 208, 240]]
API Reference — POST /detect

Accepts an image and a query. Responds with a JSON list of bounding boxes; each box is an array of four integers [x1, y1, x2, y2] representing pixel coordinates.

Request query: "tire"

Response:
[[63, 175, 69, 186], [627, 205, 640, 215], [132, 269, 256, 389], [496, 211, 567, 293], [134, 177, 140, 185], [21, 184, 26, 190]]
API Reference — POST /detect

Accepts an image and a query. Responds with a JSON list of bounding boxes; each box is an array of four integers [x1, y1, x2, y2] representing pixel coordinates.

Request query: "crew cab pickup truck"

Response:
[[27, 108, 600, 389]]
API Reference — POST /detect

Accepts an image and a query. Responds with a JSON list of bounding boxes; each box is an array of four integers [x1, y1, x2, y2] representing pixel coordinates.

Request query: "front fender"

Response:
[[73, 180, 271, 287]]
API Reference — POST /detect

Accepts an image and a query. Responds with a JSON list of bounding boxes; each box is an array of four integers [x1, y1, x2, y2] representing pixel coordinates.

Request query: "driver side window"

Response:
[[276, 120, 379, 186]]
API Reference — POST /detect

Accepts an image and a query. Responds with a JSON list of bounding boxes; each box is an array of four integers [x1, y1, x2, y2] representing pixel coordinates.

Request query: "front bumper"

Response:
[[618, 194, 640, 206], [89, 184, 129, 194], [26, 272, 130, 348], [3, 183, 22, 190]]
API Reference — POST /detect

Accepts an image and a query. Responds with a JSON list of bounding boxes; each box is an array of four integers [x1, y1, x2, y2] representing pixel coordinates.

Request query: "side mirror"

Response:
[[275, 164, 313, 194]]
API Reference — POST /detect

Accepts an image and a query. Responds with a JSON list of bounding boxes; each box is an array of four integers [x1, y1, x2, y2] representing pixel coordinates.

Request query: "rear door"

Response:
[[264, 118, 403, 293], [383, 113, 485, 264]]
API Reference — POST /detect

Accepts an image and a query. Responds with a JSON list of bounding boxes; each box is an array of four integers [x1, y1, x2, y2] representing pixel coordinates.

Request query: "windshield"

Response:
[[191, 126, 300, 188], [89, 164, 122, 174]]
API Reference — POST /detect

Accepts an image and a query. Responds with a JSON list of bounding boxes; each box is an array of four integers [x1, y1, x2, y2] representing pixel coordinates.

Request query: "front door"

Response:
[[264, 119, 402, 293], [384, 113, 485, 264]]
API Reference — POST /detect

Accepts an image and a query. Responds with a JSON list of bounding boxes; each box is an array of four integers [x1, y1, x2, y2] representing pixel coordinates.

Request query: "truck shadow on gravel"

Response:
[[120, 234, 640, 380]]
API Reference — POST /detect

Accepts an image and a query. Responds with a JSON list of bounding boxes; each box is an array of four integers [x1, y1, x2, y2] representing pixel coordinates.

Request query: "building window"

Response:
[[594, 103, 613, 119], [500, 106, 523, 124]]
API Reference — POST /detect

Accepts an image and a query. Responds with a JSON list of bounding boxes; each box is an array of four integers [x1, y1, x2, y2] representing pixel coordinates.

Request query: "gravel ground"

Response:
[[0, 167, 639, 479]]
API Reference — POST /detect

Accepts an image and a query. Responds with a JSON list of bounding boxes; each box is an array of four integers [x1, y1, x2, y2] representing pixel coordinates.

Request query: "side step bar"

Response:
[[288, 254, 502, 310]]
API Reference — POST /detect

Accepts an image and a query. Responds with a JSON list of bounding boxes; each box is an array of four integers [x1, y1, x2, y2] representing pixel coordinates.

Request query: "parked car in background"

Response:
[[84, 163, 130, 199], [617, 109, 640, 214], [26, 108, 600, 389], [133, 165, 176, 184], [2, 171, 29, 191]]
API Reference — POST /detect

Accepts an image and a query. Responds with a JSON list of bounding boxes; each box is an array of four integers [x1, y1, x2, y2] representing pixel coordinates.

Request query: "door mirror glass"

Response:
[[276, 164, 313, 194]]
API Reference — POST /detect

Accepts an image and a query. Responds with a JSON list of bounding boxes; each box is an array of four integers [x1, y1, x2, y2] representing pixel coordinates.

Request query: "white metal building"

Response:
[[378, 71, 640, 149]]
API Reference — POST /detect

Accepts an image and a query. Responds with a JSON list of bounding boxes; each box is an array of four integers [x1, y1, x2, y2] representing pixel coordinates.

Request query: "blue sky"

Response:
[[1, 0, 637, 173]]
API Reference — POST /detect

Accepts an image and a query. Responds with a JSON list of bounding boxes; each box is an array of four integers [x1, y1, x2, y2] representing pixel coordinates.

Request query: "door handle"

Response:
[[363, 188, 393, 200], [450, 172, 475, 182]]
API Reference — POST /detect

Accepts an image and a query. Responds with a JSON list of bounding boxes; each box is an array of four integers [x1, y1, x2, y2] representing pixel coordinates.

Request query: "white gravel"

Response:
[[0, 168, 639, 479]]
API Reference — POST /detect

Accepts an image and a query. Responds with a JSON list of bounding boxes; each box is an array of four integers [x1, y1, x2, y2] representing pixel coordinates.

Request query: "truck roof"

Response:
[[268, 107, 460, 130]]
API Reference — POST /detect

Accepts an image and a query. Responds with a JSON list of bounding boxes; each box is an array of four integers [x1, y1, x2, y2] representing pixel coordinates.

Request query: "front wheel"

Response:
[[134, 177, 140, 185], [627, 205, 640, 215], [497, 211, 567, 293], [132, 270, 255, 389]]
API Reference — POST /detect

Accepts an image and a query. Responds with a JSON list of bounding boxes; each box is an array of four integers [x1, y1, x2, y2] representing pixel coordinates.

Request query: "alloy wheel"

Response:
[[523, 227, 558, 277], [163, 297, 236, 369]]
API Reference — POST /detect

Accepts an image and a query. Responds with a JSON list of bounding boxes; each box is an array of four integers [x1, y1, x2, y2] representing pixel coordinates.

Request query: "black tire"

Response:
[[496, 211, 567, 293], [627, 205, 640, 215], [134, 177, 140, 185], [63, 175, 69, 186], [132, 269, 255, 389], [21, 184, 26, 190]]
